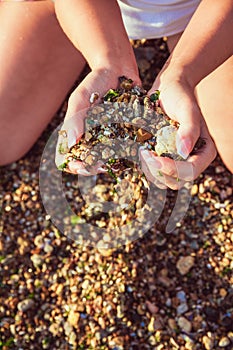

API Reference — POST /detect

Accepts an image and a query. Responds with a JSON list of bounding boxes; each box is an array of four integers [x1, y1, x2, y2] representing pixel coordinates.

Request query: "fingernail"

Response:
[[176, 137, 191, 160], [67, 129, 77, 149], [77, 168, 91, 176], [140, 149, 162, 169]]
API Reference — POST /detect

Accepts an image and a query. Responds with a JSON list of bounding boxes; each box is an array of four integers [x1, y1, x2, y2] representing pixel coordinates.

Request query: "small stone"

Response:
[[96, 240, 114, 257], [82, 279, 90, 290], [17, 237, 29, 255], [31, 254, 43, 267], [227, 331, 233, 342], [176, 256, 195, 275], [98, 317, 106, 329], [168, 318, 177, 331], [64, 321, 73, 337], [117, 304, 124, 318], [69, 331, 77, 345], [177, 290, 187, 303], [177, 303, 188, 315], [219, 288, 228, 298], [202, 335, 215, 350], [148, 316, 156, 332], [178, 316, 192, 333], [181, 334, 194, 350], [68, 310, 80, 327], [218, 336, 230, 347], [146, 300, 159, 314], [34, 235, 44, 248], [43, 239, 53, 253], [191, 184, 198, 196], [17, 299, 35, 312], [49, 323, 60, 336]]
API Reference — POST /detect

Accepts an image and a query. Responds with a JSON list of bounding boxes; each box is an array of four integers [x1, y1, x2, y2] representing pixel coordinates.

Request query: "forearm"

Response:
[[165, 0, 233, 87], [54, 0, 138, 77]]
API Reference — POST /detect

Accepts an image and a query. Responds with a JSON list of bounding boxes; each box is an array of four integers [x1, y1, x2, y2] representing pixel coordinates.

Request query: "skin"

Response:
[[0, 0, 232, 190], [142, 0, 233, 189]]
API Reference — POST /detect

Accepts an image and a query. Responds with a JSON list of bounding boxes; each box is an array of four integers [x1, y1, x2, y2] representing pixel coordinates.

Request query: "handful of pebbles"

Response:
[[57, 76, 203, 176]]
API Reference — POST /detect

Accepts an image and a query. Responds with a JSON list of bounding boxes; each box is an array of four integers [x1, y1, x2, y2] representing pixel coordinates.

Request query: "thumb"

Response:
[[175, 101, 201, 159]]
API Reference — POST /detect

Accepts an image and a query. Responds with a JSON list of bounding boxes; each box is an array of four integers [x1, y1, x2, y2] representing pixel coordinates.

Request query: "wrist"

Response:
[[159, 56, 198, 90], [92, 61, 140, 86]]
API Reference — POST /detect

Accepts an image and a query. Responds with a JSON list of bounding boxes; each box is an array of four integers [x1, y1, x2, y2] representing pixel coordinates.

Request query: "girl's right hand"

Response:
[[55, 68, 141, 175]]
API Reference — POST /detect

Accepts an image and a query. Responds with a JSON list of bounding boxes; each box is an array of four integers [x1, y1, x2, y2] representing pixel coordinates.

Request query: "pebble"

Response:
[[34, 234, 44, 248], [30, 254, 43, 267], [68, 310, 80, 327], [146, 300, 159, 314], [63, 321, 73, 337], [218, 336, 230, 347], [49, 323, 60, 336], [178, 316, 192, 333], [202, 335, 215, 350], [176, 256, 195, 275], [17, 299, 35, 312], [168, 318, 177, 331], [17, 236, 29, 255], [228, 331, 233, 342], [43, 240, 53, 253], [96, 241, 114, 257], [148, 316, 156, 332], [177, 303, 188, 315], [176, 290, 187, 303]]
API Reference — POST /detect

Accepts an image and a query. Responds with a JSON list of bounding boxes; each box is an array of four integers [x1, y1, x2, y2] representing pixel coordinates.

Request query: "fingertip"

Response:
[[67, 129, 77, 149], [176, 126, 199, 159], [68, 161, 91, 175]]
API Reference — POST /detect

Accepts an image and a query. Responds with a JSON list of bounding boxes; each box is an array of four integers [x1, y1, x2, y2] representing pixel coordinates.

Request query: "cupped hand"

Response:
[[139, 73, 217, 190], [55, 68, 141, 174]]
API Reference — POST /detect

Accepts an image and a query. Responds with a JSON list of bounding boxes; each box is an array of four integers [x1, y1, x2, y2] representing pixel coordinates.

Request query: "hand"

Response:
[[139, 72, 217, 190], [55, 68, 141, 175]]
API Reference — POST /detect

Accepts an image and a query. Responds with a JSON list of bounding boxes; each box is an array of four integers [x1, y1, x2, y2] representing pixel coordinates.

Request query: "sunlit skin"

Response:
[[0, 0, 232, 190]]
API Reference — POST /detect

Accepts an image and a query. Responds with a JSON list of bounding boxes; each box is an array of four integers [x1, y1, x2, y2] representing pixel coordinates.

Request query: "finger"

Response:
[[150, 167, 187, 190], [61, 111, 86, 148], [143, 134, 215, 182], [140, 148, 195, 181], [67, 160, 91, 175], [139, 150, 167, 189], [66, 72, 117, 119], [175, 102, 202, 159], [140, 149, 188, 189]]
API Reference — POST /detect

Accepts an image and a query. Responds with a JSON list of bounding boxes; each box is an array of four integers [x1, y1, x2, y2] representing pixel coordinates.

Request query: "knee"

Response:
[[0, 138, 32, 166], [222, 157, 233, 174], [217, 142, 233, 174]]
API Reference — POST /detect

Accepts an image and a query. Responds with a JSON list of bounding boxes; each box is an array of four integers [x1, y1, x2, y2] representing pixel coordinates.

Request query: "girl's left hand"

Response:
[[139, 74, 217, 190]]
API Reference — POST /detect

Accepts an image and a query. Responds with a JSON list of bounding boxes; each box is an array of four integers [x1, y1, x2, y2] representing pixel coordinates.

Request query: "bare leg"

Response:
[[0, 1, 86, 165], [195, 56, 233, 172], [166, 34, 233, 173]]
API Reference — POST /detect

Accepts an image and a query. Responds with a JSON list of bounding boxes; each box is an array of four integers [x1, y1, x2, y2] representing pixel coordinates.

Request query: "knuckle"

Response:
[[166, 167, 177, 177]]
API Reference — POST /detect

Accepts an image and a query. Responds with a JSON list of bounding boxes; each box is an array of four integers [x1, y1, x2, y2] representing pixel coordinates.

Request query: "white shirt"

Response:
[[117, 0, 201, 39]]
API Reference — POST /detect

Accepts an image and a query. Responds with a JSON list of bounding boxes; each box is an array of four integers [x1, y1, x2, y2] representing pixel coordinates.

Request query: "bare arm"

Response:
[[54, 0, 140, 174], [144, 0, 233, 187], [54, 0, 138, 78], [162, 0, 233, 87]]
